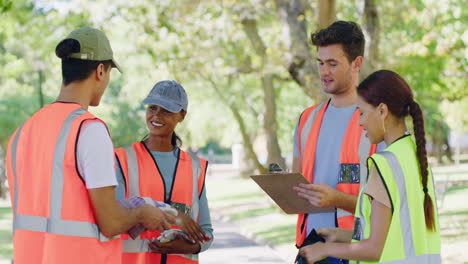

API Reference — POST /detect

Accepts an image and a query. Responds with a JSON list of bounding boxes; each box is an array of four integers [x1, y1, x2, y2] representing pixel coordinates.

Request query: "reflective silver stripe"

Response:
[[189, 153, 201, 220], [14, 214, 114, 241], [50, 108, 86, 219], [380, 151, 415, 259], [337, 208, 353, 218], [10, 124, 24, 235], [182, 154, 202, 261], [300, 101, 326, 160], [123, 145, 140, 196], [381, 253, 441, 263], [122, 237, 150, 253], [12, 109, 117, 242], [358, 130, 371, 189]]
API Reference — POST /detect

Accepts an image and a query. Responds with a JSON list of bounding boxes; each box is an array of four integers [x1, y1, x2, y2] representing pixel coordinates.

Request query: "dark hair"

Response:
[[141, 132, 183, 148], [311, 20, 365, 62], [55, 39, 112, 85], [171, 132, 182, 148], [358, 70, 436, 232]]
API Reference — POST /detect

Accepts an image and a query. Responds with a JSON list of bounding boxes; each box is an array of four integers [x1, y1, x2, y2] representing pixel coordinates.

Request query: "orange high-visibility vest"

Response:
[[295, 100, 376, 246], [6, 102, 121, 264], [115, 142, 208, 264]]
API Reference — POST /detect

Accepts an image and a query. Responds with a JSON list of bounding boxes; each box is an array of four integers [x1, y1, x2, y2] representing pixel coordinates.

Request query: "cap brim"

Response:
[[142, 97, 183, 113], [112, 59, 123, 73]]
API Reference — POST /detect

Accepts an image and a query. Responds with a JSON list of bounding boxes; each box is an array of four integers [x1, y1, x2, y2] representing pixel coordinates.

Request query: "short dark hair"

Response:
[[55, 39, 112, 85], [311, 21, 365, 62]]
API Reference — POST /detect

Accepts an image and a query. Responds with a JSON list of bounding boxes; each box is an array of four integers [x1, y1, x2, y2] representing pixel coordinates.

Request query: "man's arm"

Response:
[[89, 186, 174, 238], [294, 183, 357, 213], [78, 121, 174, 237]]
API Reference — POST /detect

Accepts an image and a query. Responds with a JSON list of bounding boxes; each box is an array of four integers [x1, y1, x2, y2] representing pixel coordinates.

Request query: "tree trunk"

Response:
[[443, 135, 454, 163], [241, 17, 286, 170], [357, 0, 380, 77], [200, 72, 267, 174], [431, 119, 443, 165], [317, 0, 336, 30], [261, 75, 286, 169], [274, 0, 324, 101]]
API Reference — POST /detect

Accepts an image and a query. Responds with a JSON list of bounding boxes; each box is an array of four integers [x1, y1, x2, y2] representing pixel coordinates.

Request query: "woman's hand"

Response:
[[148, 232, 200, 254], [298, 242, 328, 263], [175, 212, 207, 244]]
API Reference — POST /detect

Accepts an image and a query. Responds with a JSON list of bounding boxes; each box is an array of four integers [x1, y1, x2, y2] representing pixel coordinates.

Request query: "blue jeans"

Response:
[[327, 257, 349, 264]]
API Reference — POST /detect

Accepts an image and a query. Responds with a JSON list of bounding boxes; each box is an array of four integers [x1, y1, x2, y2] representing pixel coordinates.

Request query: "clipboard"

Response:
[[250, 173, 334, 214]]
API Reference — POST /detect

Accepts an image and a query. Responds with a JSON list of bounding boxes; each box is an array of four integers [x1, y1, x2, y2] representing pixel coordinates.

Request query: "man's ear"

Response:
[[96, 63, 105, 81], [352, 56, 364, 72]]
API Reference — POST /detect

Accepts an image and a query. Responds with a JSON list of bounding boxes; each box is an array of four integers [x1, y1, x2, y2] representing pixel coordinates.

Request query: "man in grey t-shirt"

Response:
[[292, 21, 371, 264]]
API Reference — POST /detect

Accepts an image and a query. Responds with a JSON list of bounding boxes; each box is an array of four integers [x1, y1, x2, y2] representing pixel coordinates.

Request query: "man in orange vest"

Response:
[[5, 27, 176, 264], [292, 21, 377, 264]]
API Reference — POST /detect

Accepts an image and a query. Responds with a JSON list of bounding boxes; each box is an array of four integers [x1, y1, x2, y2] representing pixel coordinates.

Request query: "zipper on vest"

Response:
[[161, 254, 167, 264]]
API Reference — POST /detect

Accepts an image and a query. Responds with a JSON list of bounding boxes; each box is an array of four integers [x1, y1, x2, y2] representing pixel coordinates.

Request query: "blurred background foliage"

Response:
[[0, 0, 466, 192]]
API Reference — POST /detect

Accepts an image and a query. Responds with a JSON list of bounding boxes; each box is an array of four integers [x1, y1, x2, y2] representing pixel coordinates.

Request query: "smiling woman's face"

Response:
[[146, 105, 185, 138]]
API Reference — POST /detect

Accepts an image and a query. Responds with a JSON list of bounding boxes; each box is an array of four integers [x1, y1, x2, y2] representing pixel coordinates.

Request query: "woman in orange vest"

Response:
[[115, 80, 213, 264], [6, 27, 175, 264]]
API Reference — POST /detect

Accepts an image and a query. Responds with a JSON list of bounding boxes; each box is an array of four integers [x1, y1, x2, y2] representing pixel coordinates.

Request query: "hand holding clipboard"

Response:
[[250, 173, 334, 214]]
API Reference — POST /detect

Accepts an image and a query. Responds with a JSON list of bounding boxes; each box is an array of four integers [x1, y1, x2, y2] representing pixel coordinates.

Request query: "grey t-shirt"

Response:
[[115, 147, 213, 252], [294, 104, 357, 235]]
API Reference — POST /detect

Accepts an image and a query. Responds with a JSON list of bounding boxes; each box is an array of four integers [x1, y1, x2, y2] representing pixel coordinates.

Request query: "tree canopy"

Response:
[[0, 0, 466, 185]]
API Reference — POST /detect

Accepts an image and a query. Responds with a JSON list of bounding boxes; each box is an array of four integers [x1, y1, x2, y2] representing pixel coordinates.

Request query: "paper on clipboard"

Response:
[[250, 173, 334, 214]]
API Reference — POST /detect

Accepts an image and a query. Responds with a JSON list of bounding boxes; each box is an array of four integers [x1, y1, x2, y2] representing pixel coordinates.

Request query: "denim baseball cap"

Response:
[[62, 27, 122, 73], [142, 80, 188, 113]]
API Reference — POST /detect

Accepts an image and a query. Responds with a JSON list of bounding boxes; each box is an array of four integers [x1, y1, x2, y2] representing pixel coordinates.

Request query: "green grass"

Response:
[[0, 207, 12, 218], [229, 205, 278, 221], [0, 207, 13, 260], [439, 209, 468, 216], [443, 185, 468, 195], [215, 192, 266, 202], [257, 224, 296, 245]]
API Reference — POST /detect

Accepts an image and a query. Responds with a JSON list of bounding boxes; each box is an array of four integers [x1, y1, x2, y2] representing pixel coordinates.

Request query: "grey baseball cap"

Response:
[[142, 80, 188, 113]]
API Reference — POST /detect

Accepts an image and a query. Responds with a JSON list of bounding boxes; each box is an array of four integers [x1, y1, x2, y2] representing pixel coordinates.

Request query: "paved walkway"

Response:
[[200, 217, 289, 264]]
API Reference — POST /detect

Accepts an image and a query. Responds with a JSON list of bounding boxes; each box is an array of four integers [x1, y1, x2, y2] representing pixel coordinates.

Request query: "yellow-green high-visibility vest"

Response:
[[351, 135, 441, 264]]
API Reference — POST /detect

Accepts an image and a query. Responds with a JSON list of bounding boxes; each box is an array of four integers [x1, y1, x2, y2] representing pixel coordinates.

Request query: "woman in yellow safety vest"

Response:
[[299, 70, 441, 263]]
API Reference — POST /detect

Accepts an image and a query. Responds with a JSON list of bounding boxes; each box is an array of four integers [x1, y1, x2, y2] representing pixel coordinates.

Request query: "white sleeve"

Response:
[[77, 120, 117, 189]]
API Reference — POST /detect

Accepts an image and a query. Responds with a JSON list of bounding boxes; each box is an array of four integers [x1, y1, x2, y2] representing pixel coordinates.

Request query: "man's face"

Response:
[[317, 44, 357, 95]]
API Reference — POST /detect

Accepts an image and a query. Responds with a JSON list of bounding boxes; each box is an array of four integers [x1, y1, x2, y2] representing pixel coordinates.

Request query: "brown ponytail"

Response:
[[358, 70, 436, 232], [409, 101, 436, 231]]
